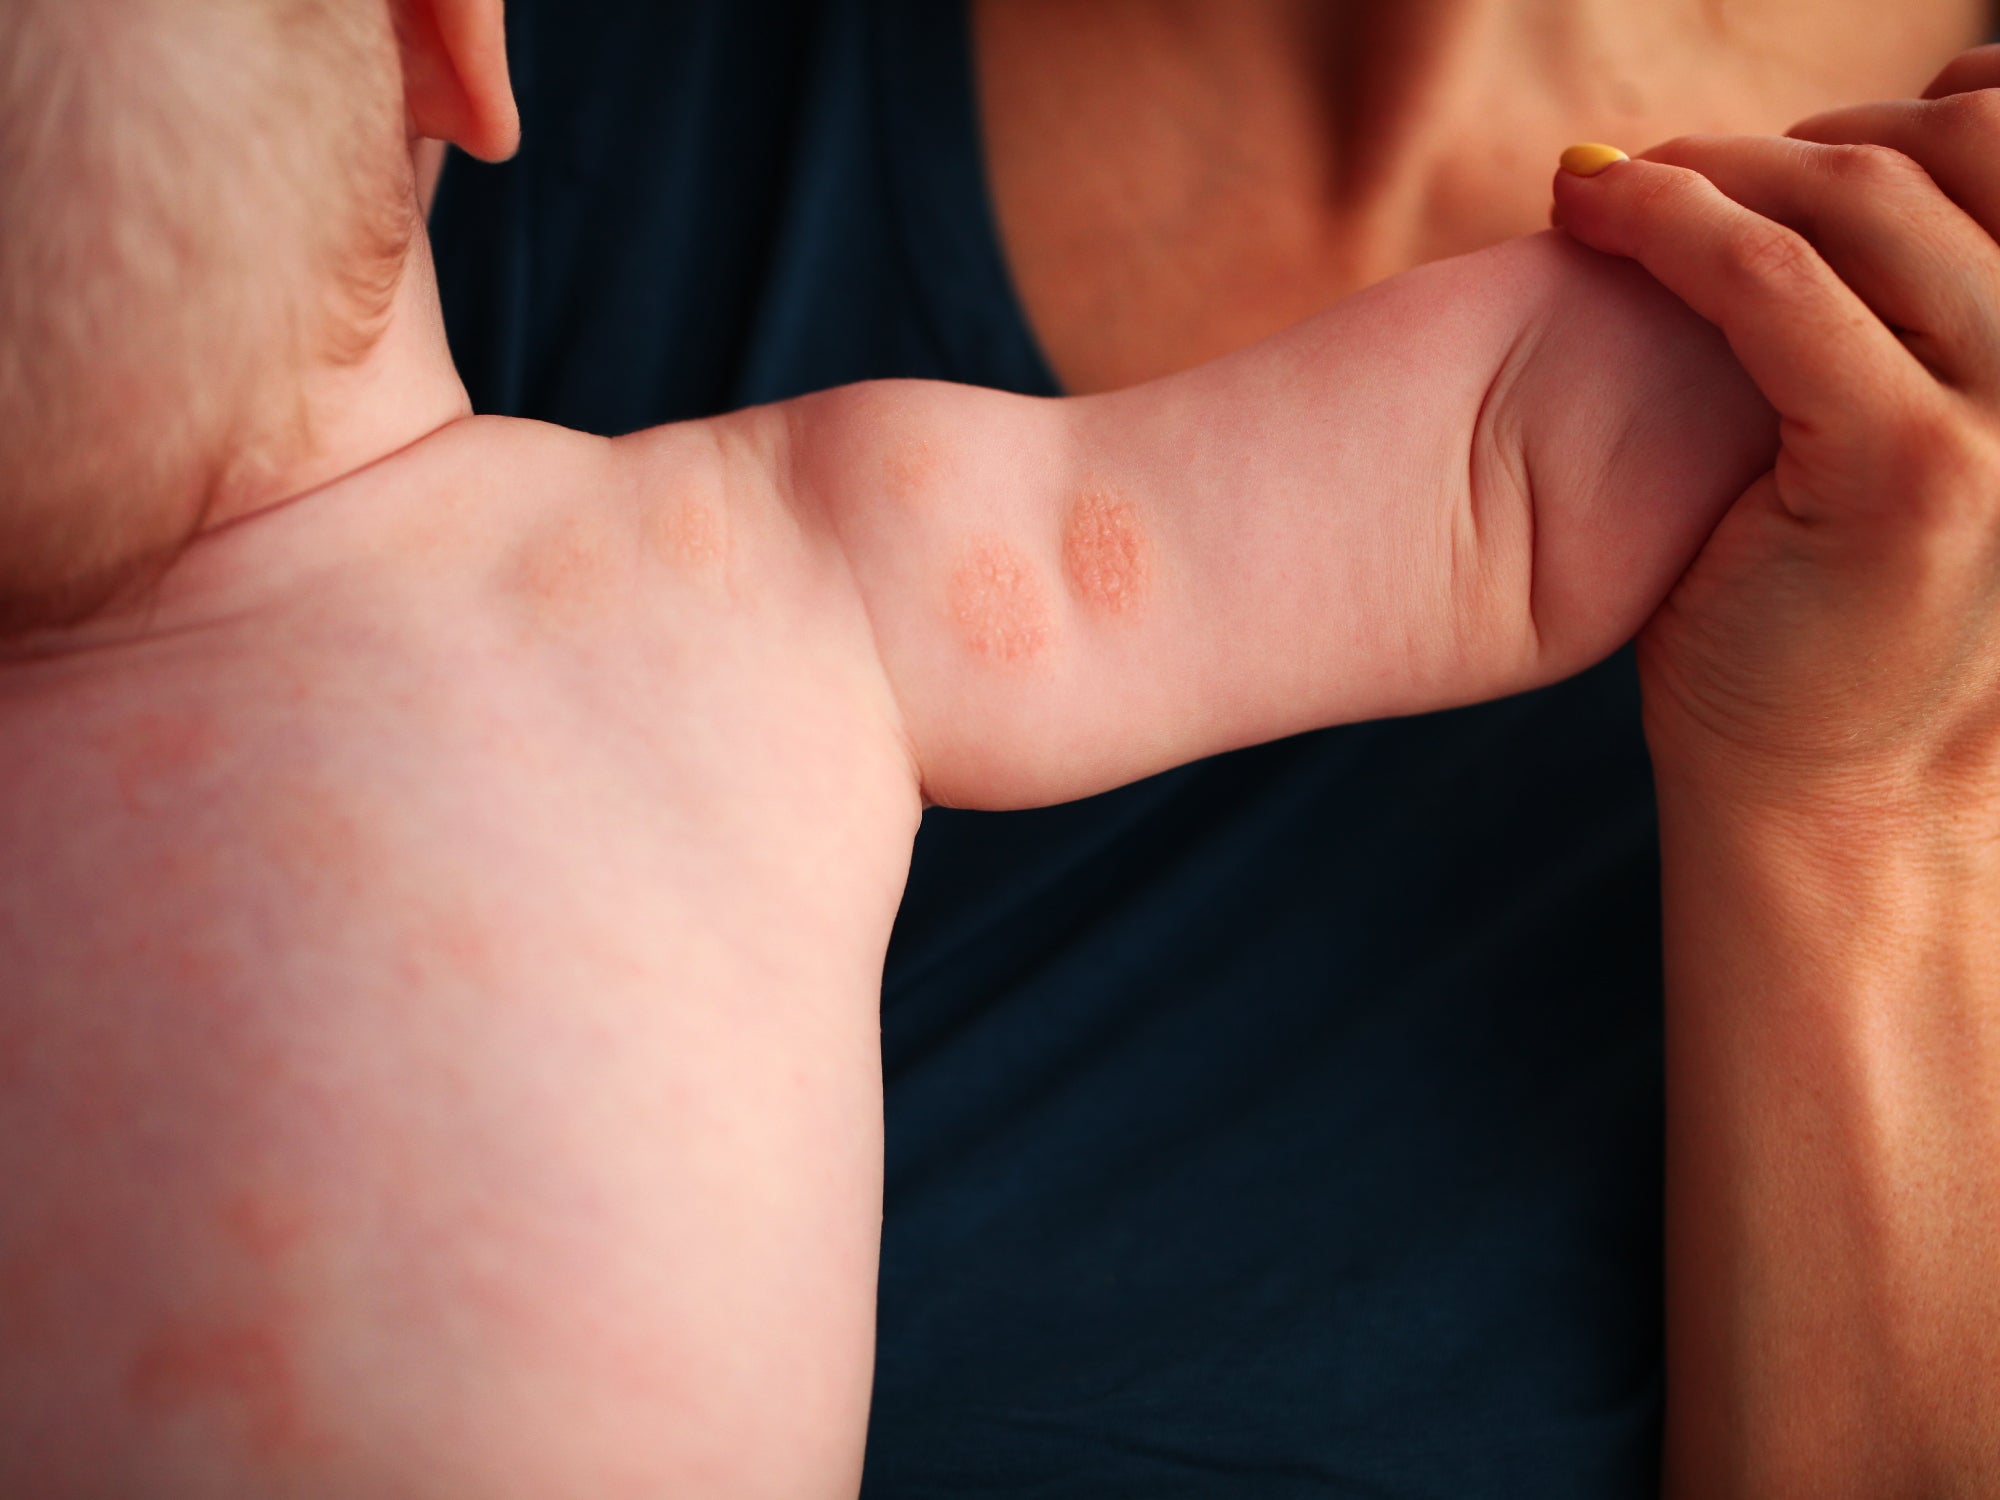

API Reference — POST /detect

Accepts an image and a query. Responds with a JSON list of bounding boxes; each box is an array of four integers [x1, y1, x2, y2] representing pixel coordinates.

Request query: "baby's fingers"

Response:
[[1551, 153, 1925, 476]]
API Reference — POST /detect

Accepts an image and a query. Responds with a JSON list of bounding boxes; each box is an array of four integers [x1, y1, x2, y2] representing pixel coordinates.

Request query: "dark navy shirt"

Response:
[[433, 3, 1676, 1494]]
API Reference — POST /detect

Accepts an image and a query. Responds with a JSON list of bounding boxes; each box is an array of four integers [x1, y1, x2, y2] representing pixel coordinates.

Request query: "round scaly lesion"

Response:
[[1061, 487, 1148, 618], [949, 540, 1053, 664]]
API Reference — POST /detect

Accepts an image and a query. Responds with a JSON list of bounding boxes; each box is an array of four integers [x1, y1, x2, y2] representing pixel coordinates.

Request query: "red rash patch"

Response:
[[414, 902, 501, 988], [105, 710, 226, 814], [950, 542, 1052, 664], [127, 1320, 326, 1459], [1061, 489, 1148, 616], [218, 1192, 311, 1267], [262, 781, 371, 897], [509, 513, 620, 623]]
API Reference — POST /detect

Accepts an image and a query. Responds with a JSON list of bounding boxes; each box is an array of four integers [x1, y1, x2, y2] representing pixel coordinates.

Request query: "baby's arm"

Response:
[[788, 232, 1775, 810]]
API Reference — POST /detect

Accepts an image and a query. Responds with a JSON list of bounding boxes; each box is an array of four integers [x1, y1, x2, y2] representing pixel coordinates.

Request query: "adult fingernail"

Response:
[[1558, 142, 1629, 177]]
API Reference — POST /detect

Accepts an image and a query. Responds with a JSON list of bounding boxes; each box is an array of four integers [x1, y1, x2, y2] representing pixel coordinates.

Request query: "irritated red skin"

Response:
[[127, 1321, 325, 1461]]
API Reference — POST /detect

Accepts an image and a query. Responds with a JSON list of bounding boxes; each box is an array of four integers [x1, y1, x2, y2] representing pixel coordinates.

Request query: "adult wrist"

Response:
[[1643, 695, 1998, 863], [1651, 748, 2000, 960]]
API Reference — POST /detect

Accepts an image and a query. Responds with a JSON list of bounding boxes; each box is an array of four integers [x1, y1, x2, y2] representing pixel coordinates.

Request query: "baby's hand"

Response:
[[1551, 47, 2000, 817]]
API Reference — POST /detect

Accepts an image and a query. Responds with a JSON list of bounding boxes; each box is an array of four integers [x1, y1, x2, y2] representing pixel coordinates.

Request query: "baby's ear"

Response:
[[395, 0, 519, 163]]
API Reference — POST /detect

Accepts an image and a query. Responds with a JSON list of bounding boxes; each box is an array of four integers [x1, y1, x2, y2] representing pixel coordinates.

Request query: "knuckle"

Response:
[[1887, 409, 1992, 524], [1719, 219, 1818, 289], [1930, 86, 2000, 143], [1625, 161, 1704, 221], [1819, 142, 1924, 190]]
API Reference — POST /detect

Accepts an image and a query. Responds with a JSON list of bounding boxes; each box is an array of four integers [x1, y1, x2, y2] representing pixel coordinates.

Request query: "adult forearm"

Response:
[[1544, 40, 2000, 1500], [1656, 774, 2000, 1498]]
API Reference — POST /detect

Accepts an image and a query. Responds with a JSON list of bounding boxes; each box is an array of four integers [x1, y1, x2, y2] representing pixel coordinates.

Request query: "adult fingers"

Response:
[[1922, 42, 2000, 100], [1550, 155, 1928, 451], [1639, 133, 2000, 392], [1788, 89, 2000, 249]]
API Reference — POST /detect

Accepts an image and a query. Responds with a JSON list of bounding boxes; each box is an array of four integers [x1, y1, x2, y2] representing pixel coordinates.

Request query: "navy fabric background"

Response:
[[432, 3, 1676, 1493]]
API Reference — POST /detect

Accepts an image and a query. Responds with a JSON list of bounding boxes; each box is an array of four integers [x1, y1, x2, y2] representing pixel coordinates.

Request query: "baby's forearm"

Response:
[[795, 231, 1773, 810]]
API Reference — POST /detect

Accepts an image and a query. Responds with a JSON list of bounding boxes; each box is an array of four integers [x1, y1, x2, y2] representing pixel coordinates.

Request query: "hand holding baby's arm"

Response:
[[1551, 48, 2000, 1500], [790, 231, 1772, 809]]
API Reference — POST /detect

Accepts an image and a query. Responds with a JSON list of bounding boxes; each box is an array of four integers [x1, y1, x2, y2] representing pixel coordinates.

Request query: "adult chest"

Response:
[[973, 0, 1997, 394]]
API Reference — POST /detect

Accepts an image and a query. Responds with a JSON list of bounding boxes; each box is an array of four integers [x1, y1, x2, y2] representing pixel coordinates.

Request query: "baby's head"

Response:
[[0, 0, 513, 633]]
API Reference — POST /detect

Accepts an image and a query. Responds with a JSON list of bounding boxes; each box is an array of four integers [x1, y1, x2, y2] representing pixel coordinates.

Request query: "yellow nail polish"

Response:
[[1559, 142, 1629, 177]]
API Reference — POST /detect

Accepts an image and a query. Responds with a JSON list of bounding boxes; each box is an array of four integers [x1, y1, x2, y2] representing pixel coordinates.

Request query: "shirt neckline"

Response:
[[872, 0, 1065, 398]]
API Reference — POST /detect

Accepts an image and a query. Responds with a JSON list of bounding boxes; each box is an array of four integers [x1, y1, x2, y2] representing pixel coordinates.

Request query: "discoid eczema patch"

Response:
[[950, 541, 1052, 664], [883, 434, 943, 503], [654, 499, 725, 571], [1061, 488, 1147, 617], [507, 512, 619, 621]]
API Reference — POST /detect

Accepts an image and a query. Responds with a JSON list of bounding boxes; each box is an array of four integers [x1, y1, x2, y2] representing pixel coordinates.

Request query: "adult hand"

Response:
[[1552, 46, 2000, 825], [1549, 50, 2000, 1498]]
